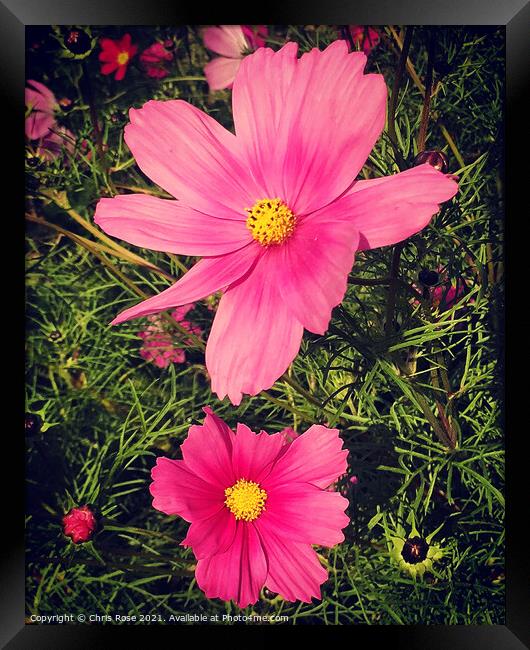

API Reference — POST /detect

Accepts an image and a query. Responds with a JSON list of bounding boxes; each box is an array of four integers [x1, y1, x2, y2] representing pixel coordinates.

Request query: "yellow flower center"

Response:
[[117, 51, 130, 65], [224, 478, 267, 521], [245, 198, 296, 246]]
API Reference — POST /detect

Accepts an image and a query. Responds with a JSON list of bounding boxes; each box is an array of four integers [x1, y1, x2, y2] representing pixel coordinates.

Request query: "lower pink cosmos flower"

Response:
[[202, 24, 268, 91], [138, 303, 201, 368], [150, 407, 349, 607], [94, 41, 458, 405], [349, 26, 380, 54], [140, 42, 173, 78], [25, 79, 58, 140]]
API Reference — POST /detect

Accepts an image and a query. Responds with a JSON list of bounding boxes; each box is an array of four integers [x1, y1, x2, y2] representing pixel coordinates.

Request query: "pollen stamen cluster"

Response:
[[224, 478, 267, 521], [245, 198, 297, 246]]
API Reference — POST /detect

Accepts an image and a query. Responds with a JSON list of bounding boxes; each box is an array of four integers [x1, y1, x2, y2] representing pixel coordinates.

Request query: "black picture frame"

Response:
[[10, 0, 527, 647]]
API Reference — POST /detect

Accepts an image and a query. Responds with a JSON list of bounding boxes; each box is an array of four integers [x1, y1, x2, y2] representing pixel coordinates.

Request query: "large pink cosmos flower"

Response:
[[150, 407, 349, 607], [94, 41, 458, 405], [202, 24, 268, 91]]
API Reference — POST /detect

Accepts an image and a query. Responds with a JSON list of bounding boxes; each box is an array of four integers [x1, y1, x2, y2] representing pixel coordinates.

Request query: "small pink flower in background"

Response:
[[140, 42, 173, 78], [95, 41, 458, 405], [62, 505, 97, 544], [25, 80, 75, 161], [150, 407, 349, 607], [414, 268, 470, 311], [99, 33, 138, 81], [25, 79, 57, 140], [431, 282, 467, 310], [36, 125, 75, 161], [202, 25, 268, 91], [240, 25, 268, 49], [349, 26, 380, 54], [279, 426, 298, 444], [138, 303, 201, 368]]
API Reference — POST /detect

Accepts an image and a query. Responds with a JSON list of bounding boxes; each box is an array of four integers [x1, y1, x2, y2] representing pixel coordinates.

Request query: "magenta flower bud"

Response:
[[62, 505, 97, 544]]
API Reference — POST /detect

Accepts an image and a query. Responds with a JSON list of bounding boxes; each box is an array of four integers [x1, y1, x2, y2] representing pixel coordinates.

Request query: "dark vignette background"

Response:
[[4, 0, 528, 647]]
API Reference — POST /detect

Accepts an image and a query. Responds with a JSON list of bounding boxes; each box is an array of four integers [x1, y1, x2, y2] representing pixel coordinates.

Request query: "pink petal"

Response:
[[204, 57, 242, 91], [232, 41, 387, 215], [195, 522, 268, 608], [99, 38, 120, 56], [145, 67, 169, 79], [25, 111, 55, 140], [231, 423, 286, 483], [202, 25, 247, 58], [110, 242, 260, 325], [26, 80, 56, 113], [100, 62, 118, 75], [140, 42, 172, 64], [256, 526, 328, 602], [263, 425, 348, 489], [241, 25, 268, 49], [114, 65, 127, 81], [268, 206, 360, 334], [180, 407, 236, 489], [345, 163, 459, 250], [99, 50, 119, 63], [205, 252, 304, 405], [94, 193, 251, 256], [119, 33, 132, 50], [181, 506, 237, 559], [258, 482, 349, 547], [171, 303, 194, 321], [124, 100, 260, 220], [37, 126, 75, 161], [149, 457, 224, 522]]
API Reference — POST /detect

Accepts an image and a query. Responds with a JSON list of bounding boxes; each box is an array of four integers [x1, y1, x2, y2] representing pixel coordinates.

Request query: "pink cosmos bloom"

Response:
[[202, 24, 268, 91], [349, 26, 380, 55], [150, 407, 349, 607], [25, 79, 57, 140], [279, 426, 299, 444], [62, 505, 97, 544], [140, 42, 173, 78], [414, 268, 471, 311], [138, 303, 201, 368], [99, 33, 138, 81], [432, 284, 464, 310], [94, 41, 458, 405]]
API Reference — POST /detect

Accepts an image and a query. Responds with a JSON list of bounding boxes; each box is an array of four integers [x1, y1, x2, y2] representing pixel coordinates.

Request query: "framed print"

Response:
[[6, 0, 528, 646]]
